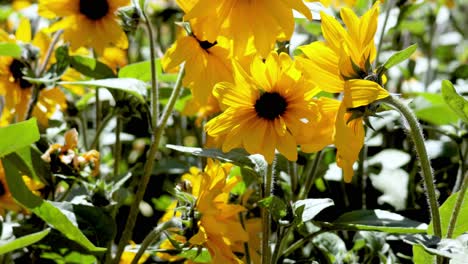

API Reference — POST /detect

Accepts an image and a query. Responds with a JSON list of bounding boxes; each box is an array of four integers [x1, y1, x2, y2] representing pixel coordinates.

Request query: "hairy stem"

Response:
[[382, 96, 442, 238]]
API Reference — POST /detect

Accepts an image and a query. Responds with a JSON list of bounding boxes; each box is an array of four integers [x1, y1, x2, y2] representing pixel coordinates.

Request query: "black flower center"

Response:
[[79, 0, 110, 20], [254, 92, 288, 120], [9, 59, 32, 89], [0, 180, 5, 196], [198, 40, 217, 50]]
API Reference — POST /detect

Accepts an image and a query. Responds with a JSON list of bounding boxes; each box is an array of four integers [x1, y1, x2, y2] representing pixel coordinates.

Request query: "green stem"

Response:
[[298, 151, 323, 200], [262, 163, 273, 264], [424, 9, 437, 89], [111, 66, 185, 264], [239, 212, 252, 264], [446, 171, 468, 238], [141, 8, 159, 128], [382, 96, 442, 238], [130, 218, 180, 264], [282, 229, 327, 258], [375, 0, 394, 65], [113, 116, 122, 178], [90, 113, 113, 150], [95, 88, 101, 151]]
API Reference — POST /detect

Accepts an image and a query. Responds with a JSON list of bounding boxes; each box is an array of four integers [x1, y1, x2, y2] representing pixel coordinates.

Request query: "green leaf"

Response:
[[0, 118, 39, 158], [75, 92, 96, 111], [293, 198, 334, 222], [70, 55, 116, 79], [258, 196, 287, 221], [2, 151, 106, 252], [47, 45, 70, 78], [441, 80, 468, 123], [333, 209, 427, 234], [381, 44, 418, 73], [118, 59, 178, 83], [0, 228, 50, 255], [58, 78, 146, 103], [428, 190, 468, 238], [0, 43, 22, 58], [413, 93, 460, 125], [413, 244, 435, 264]]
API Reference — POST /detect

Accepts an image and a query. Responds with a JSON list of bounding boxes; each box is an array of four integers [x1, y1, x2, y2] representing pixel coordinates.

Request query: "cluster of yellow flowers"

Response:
[[163, 0, 389, 182]]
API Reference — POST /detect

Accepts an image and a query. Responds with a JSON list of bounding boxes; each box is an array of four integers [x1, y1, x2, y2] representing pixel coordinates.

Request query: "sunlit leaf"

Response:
[[118, 59, 178, 83], [0, 43, 21, 58], [0, 118, 39, 158], [59, 78, 146, 103], [428, 191, 468, 238], [379, 44, 418, 74], [259, 196, 287, 221], [293, 198, 334, 222]]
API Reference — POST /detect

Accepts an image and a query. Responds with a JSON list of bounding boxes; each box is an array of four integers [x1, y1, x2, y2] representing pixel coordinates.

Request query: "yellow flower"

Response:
[[119, 241, 150, 264], [182, 95, 221, 126], [12, 0, 32, 11], [305, 0, 356, 8], [0, 18, 66, 127], [181, 0, 312, 57], [205, 52, 322, 163], [183, 159, 248, 264], [162, 32, 233, 106], [38, 0, 129, 53], [296, 3, 389, 182]]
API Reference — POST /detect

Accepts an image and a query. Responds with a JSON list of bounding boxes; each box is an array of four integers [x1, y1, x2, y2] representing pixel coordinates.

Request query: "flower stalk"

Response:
[[262, 163, 274, 264], [112, 65, 185, 263], [382, 96, 442, 238]]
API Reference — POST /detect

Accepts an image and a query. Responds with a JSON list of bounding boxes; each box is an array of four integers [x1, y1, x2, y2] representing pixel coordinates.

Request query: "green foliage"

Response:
[[428, 191, 468, 238], [379, 44, 418, 74], [259, 196, 287, 222], [412, 92, 460, 125], [0, 42, 21, 58], [333, 210, 427, 234], [0, 228, 50, 255], [0, 118, 39, 158], [70, 55, 116, 79], [293, 198, 334, 222], [441, 79, 468, 123], [118, 59, 178, 82], [178, 247, 211, 263], [2, 150, 106, 252]]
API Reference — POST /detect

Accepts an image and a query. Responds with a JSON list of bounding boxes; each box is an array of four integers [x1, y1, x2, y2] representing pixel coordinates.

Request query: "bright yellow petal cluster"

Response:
[[38, 0, 129, 53], [162, 33, 233, 106], [180, 0, 312, 57], [296, 3, 389, 182], [183, 159, 248, 264], [206, 51, 328, 163]]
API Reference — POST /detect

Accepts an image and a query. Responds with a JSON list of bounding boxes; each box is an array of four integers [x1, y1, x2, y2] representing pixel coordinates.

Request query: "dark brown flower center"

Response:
[[254, 92, 288, 120], [79, 0, 110, 20], [9, 59, 32, 89]]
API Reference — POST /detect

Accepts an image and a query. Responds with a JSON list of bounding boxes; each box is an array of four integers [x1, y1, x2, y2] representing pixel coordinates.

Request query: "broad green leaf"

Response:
[[70, 55, 116, 79], [398, 20, 426, 35], [59, 78, 146, 103], [293, 198, 334, 222], [2, 151, 105, 252], [46, 45, 70, 78], [428, 190, 468, 238], [0, 43, 21, 58], [333, 210, 427, 234], [0, 118, 39, 158], [0, 228, 50, 255], [118, 59, 178, 83], [441, 80, 468, 123], [258, 196, 287, 221], [313, 233, 347, 263], [381, 44, 418, 73]]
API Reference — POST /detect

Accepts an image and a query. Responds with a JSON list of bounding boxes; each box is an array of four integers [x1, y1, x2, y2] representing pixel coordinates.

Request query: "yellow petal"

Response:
[[344, 79, 389, 108], [16, 18, 31, 42]]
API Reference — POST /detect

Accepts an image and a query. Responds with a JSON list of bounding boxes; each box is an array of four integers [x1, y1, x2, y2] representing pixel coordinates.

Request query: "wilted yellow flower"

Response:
[[296, 3, 389, 182], [181, 0, 312, 57], [38, 0, 130, 53], [205, 52, 324, 163]]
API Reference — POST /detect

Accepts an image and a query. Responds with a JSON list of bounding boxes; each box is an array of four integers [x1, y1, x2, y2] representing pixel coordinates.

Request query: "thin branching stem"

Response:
[[446, 171, 468, 238], [298, 151, 323, 200], [262, 163, 274, 264]]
